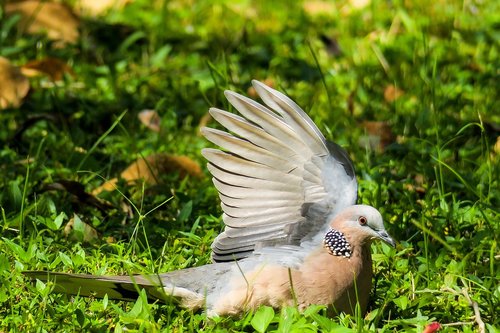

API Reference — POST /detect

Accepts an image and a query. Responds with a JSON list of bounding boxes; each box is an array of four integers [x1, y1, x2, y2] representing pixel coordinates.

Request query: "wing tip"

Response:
[[200, 147, 223, 160]]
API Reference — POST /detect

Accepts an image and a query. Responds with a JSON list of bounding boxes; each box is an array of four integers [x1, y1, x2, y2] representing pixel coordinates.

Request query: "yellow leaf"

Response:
[[21, 57, 74, 81], [0, 57, 30, 109], [6, 1, 80, 44], [93, 153, 203, 194]]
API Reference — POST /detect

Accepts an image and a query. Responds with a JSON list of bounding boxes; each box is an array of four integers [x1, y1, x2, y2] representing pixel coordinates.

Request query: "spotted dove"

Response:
[[25, 80, 395, 316]]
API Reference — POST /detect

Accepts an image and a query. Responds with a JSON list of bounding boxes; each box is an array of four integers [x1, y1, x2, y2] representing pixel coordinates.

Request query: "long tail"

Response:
[[23, 271, 205, 309]]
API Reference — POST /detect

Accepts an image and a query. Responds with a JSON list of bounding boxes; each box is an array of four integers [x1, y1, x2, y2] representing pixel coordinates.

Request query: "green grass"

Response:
[[0, 0, 498, 331]]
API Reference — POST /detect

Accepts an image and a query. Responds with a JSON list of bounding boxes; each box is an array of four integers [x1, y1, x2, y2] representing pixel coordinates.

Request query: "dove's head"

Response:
[[326, 205, 395, 255]]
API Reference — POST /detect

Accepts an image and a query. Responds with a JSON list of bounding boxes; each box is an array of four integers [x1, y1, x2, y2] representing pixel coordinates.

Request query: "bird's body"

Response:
[[30, 213, 374, 316], [25, 80, 395, 317]]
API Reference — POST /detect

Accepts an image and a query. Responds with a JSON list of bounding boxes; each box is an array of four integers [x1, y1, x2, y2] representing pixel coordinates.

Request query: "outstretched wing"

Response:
[[202, 80, 357, 262]]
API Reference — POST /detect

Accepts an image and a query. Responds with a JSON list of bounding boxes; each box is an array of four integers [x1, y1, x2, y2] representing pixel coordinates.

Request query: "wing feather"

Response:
[[202, 81, 357, 262], [252, 80, 328, 155]]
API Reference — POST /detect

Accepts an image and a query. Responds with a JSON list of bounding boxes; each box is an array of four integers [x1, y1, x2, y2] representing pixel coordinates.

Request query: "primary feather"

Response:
[[204, 80, 357, 262]]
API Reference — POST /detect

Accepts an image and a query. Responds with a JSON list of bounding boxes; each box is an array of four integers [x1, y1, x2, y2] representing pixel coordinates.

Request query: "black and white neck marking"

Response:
[[323, 229, 351, 258]]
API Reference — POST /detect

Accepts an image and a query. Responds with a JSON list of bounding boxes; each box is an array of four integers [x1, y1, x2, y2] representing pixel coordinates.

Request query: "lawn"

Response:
[[0, 0, 498, 332]]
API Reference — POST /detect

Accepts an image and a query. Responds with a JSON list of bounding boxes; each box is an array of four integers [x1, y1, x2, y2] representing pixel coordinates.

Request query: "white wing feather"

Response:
[[202, 80, 357, 262]]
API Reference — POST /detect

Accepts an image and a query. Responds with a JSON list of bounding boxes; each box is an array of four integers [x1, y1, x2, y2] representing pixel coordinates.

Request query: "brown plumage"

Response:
[[24, 81, 395, 317], [209, 206, 389, 316]]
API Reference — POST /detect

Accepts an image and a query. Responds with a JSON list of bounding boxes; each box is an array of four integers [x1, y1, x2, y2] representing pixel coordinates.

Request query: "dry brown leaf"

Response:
[[41, 180, 113, 212], [6, 1, 80, 44], [94, 178, 119, 195], [0, 57, 30, 109], [247, 78, 275, 98], [159, 154, 203, 179], [359, 121, 395, 152], [74, 0, 131, 16], [384, 84, 404, 102], [93, 153, 203, 194], [21, 57, 74, 81], [64, 214, 99, 243], [121, 154, 203, 183], [138, 109, 161, 132]]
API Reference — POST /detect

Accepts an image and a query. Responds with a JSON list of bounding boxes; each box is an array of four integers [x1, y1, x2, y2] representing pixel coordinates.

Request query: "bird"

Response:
[[25, 80, 395, 317]]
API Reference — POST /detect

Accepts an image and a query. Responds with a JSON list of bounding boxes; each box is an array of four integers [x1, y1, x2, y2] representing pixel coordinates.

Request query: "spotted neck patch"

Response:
[[323, 229, 351, 258]]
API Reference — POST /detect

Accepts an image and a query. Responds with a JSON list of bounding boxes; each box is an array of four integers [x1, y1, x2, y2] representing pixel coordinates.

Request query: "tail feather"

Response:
[[23, 271, 205, 309]]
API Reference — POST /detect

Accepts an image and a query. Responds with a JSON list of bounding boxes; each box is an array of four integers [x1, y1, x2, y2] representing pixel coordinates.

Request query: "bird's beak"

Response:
[[377, 230, 396, 247]]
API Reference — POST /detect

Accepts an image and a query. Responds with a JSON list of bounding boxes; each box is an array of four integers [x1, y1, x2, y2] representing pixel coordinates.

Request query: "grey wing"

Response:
[[202, 80, 358, 262]]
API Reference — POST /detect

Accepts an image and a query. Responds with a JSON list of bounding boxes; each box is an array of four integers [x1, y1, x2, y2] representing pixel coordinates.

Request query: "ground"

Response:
[[0, 0, 498, 332]]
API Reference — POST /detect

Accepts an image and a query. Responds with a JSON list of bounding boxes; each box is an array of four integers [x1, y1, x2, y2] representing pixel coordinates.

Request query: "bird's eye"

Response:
[[358, 216, 367, 225]]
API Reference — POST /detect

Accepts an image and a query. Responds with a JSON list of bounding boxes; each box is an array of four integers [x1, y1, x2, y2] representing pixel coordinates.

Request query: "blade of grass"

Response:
[[307, 40, 332, 109], [411, 218, 457, 255], [77, 110, 127, 171]]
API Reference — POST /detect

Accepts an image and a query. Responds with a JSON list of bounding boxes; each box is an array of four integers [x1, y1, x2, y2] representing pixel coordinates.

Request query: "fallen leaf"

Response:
[[0, 57, 30, 109], [138, 109, 161, 132], [94, 179, 119, 194], [384, 84, 404, 102], [41, 180, 114, 212], [359, 121, 395, 152], [93, 153, 203, 194], [21, 57, 74, 81], [6, 1, 80, 44], [64, 214, 99, 243]]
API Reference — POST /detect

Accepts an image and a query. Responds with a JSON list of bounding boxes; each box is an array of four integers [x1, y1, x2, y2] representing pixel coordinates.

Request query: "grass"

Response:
[[0, 0, 498, 331]]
